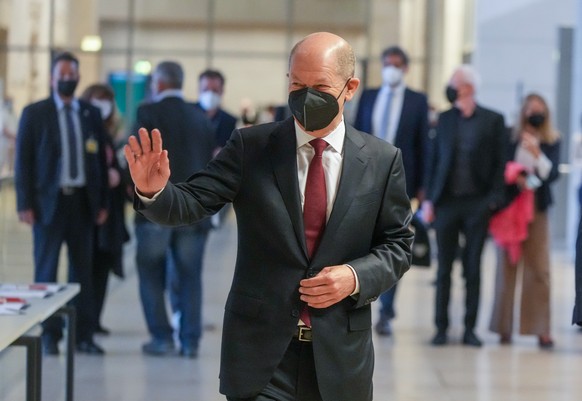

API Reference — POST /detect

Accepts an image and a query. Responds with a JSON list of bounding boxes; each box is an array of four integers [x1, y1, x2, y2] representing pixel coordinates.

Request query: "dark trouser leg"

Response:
[[434, 204, 462, 332], [64, 190, 96, 343], [226, 340, 322, 401], [573, 212, 582, 325], [33, 218, 65, 342], [460, 201, 489, 331], [92, 245, 111, 329]]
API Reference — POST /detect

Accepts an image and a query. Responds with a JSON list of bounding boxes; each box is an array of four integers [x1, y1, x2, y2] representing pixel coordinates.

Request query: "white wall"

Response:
[[474, 0, 576, 125]]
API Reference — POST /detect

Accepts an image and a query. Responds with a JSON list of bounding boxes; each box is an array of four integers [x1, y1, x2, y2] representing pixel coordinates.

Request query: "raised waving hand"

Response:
[[124, 128, 171, 198]]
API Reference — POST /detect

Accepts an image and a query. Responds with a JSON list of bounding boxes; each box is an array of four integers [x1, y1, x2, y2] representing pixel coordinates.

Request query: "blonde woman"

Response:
[[489, 93, 560, 349]]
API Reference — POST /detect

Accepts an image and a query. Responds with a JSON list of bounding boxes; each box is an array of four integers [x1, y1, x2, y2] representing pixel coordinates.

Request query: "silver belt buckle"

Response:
[[297, 326, 313, 342]]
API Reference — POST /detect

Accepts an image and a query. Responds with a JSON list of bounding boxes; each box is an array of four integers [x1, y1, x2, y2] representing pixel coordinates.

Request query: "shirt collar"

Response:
[[294, 117, 345, 154], [153, 89, 184, 102], [53, 93, 79, 111]]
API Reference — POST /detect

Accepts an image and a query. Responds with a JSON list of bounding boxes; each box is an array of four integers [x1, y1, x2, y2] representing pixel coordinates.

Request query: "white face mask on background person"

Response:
[[91, 98, 113, 120], [199, 91, 222, 111], [382, 65, 403, 87]]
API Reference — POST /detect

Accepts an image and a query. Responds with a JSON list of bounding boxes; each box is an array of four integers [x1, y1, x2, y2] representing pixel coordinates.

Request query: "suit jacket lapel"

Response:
[[269, 118, 307, 256], [78, 103, 93, 142], [45, 100, 63, 156], [317, 125, 368, 258]]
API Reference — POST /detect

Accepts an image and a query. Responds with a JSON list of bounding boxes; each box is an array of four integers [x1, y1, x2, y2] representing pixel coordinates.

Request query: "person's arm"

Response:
[[349, 149, 413, 308], [126, 127, 241, 226], [93, 108, 111, 225], [487, 113, 510, 212], [414, 94, 430, 201], [14, 105, 36, 224], [537, 141, 560, 184]]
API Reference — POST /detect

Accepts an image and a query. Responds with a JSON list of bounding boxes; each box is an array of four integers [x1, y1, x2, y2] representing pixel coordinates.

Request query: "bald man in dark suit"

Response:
[[126, 32, 412, 401]]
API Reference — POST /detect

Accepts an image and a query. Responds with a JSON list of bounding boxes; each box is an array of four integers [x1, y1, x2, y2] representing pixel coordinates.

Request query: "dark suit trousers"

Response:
[[226, 339, 322, 401], [573, 211, 582, 325], [433, 197, 490, 332], [33, 189, 96, 343]]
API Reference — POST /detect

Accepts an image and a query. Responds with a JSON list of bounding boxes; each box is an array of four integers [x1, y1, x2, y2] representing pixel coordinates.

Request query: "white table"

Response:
[[0, 284, 79, 401]]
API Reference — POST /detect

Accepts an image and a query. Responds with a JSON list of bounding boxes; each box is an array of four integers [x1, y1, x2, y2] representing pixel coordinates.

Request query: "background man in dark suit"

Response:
[[134, 61, 216, 358], [354, 45, 429, 336], [15, 51, 109, 355], [194, 69, 237, 149], [125, 32, 413, 401], [422, 65, 508, 347]]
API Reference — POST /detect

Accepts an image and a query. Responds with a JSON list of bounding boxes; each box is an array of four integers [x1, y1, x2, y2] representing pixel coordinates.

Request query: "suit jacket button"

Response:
[[307, 269, 316, 278], [291, 309, 299, 318]]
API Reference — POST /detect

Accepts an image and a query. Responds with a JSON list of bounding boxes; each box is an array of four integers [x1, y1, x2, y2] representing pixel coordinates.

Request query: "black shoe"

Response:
[[463, 331, 483, 347], [95, 325, 110, 336], [431, 331, 448, 346], [375, 317, 392, 336], [76, 340, 105, 355], [142, 339, 175, 356], [180, 346, 198, 358], [43, 339, 59, 356]]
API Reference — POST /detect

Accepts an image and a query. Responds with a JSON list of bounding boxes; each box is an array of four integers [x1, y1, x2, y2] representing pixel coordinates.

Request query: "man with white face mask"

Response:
[[194, 69, 237, 149], [354, 46, 430, 337]]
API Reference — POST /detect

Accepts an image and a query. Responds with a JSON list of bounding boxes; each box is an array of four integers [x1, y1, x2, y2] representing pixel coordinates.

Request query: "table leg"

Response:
[[54, 306, 75, 401], [11, 335, 42, 401]]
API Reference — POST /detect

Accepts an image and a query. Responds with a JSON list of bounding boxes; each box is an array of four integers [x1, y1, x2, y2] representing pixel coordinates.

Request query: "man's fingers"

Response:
[[151, 129, 163, 153], [124, 144, 135, 166], [160, 149, 170, 171], [126, 135, 142, 157], [138, 128, 152, 154]]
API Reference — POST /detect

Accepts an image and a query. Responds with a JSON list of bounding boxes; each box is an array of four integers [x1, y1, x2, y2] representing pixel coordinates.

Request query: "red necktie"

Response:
[[301, 138, 328, 327]]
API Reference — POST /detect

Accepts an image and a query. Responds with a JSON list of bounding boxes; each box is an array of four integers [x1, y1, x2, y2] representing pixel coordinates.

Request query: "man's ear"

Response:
[[345, 78, 360, 102]]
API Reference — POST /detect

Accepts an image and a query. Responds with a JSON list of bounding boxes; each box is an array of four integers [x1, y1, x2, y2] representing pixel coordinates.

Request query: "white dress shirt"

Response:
[[372, 82, 405, 144], [294, 120, 344, 221], [53, 94, 86, 187]]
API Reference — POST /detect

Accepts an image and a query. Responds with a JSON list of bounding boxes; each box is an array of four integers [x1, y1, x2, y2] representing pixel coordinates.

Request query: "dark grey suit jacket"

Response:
[[426, 105, 508, 210], [15, 97, 109, 225], [137, 117, 413, 401], [134, 96, 216, 229]]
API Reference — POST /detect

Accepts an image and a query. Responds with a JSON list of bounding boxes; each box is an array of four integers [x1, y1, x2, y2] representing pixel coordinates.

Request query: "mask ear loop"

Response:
[[336, 77, 352, 105]]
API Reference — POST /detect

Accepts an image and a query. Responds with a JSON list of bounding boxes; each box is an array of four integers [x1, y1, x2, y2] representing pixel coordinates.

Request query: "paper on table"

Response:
[[0, 297, 29, 315], [0, 283, 65, 298]]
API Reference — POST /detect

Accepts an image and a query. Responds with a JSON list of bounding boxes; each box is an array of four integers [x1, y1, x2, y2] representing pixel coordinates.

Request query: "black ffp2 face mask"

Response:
[[57, 79, 79, 97], [445, 85, 458, 104], [288, 80, 349, 131], [527, 113, 546, 128]]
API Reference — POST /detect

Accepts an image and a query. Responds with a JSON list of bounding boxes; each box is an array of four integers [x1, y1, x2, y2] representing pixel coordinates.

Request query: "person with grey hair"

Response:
[[125, 32, 412, 401], [422, 64, 508, 347], [132, 60, 216, 358]]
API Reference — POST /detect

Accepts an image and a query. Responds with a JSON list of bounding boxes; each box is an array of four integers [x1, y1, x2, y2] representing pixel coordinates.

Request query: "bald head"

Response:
[[289, 32, 355, 80]]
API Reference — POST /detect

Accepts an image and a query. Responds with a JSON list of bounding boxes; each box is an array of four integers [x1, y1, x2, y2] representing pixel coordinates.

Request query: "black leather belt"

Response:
[[293, 326, 313, 342], [61, 186, 83, 195]]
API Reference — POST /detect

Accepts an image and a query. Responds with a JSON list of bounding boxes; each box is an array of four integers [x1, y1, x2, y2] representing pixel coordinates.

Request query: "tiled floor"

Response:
[[1, 181, 582, 401]]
